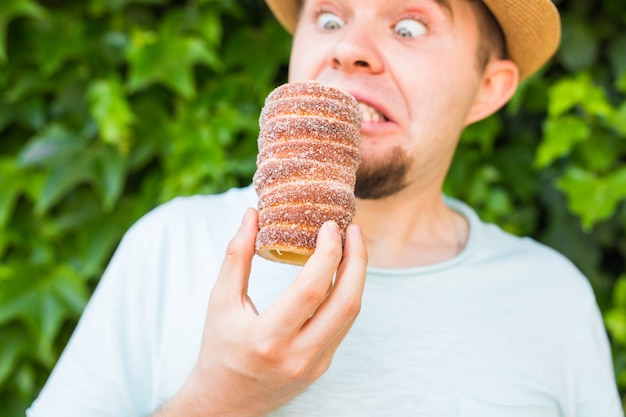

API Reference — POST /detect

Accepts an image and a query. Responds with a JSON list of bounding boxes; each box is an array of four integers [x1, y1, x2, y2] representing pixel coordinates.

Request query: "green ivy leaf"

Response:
[[558, 15, 598, 72], [35, 152, 96, 215], [548, 72, 614, 119], [0, 96, 46, 134], [548, 75, 588, 118], [87, 78, 134, 153], [88, 0, 167, 15], [461, 114, 502, 153], [3, 68, 53, 103], [0, 159, 22, 230], [580, 84, 614, 120], [95, 146, 126, 211], [18, 124, 85, 167], [14, 362, 36, 402], [0, 266, 88, 365], [222, 22, 291, 88], [77, 206, 133, 277], [608, 35, 626, 80], [613, 102, 626, 136], [606, 308, 626, 346], [536, 116, 591, 168], [30, 15, 86, 76], [0, 326, 30, 386], [557, 166, 626, 229], [617, 71, 626, 94], [0, 0, 46, 63], [546, 73, 612, 119], [575, 129, 622, 173], [127, 30, 221, 98], [613, 274, 626, 307], [199, 9, 223, 46]]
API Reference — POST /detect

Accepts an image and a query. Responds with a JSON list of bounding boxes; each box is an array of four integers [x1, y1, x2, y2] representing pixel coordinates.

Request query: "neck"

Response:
[[353, 190, 468, 269]]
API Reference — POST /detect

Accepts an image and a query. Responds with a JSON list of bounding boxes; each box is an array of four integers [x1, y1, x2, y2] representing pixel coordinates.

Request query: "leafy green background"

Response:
[[0, 0, 624, 415]]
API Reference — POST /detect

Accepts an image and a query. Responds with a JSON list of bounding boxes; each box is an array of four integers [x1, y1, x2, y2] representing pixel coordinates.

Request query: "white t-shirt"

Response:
[[27, 186, 622, 417]]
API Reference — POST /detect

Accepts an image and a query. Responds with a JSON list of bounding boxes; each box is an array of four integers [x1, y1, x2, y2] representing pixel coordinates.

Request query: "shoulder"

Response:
[[105, 185, 257, 276], [481, 221, 586, 283], [449, 197, 596, 306], [140, 185, 256, 226], [101, 185, 258, 309], [125, 185, 257, 243]]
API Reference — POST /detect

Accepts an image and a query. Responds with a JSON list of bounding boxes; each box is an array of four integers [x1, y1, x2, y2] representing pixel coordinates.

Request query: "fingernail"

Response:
[[323, 221, 339, 237], [241, 208, 254, 227]]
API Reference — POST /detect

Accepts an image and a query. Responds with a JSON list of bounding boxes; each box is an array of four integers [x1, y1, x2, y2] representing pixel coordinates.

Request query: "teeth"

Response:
[[358, 102, 385, 123]]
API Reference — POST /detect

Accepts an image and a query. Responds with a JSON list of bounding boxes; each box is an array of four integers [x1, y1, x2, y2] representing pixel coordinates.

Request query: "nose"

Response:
[[328, 22, 384, 74]]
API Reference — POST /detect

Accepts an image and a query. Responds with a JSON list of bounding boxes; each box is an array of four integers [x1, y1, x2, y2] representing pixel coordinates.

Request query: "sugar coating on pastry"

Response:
[[253, 80, 361, 265]]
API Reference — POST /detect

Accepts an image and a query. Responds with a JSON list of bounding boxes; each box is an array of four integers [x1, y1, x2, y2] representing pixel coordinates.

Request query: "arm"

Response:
[[574, 301, 623, 417], [154, 208, 368, 417]]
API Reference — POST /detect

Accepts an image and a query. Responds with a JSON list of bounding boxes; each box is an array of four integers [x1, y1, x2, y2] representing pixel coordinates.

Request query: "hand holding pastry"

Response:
[[155, 208, 367, 417]]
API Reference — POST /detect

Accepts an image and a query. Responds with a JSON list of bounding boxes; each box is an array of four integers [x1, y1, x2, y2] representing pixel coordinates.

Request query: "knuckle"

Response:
[[345, 241, 368, 266], [224, 237, 242, 257], [354, 244, 369, 263], [249, 328, 283, 365], [251, 337, 314, 383], [315, 240, 342, 263], [253, 338, 281, 364], [283, 357, 313, 382], [339, 294, 362, 319], [308, 359, 332, 382], [298, 282, 329, 305], [328, 245, 344, 264]]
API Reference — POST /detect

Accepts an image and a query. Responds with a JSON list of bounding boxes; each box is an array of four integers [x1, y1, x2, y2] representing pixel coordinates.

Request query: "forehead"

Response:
[[300, 0, 456, 18]]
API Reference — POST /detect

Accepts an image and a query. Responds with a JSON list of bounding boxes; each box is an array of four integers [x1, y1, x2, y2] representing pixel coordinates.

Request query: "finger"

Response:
[[335, 224, 368, 293], [209, 208, 259, 308], [261, 221, 343, 334], [307, 315, 357, 381], [300, 223, 368, 350]]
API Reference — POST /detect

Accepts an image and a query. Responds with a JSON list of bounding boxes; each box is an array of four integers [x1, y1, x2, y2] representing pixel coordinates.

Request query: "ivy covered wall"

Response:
[[0, 0, 624, 415]]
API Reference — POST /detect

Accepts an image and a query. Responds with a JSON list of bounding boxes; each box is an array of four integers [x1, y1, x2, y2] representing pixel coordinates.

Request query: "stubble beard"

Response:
[[354, 146, 412, 200]]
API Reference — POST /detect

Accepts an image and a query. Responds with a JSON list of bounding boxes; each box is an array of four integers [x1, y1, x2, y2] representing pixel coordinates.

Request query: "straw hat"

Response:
[[264, 0, 561, 80]]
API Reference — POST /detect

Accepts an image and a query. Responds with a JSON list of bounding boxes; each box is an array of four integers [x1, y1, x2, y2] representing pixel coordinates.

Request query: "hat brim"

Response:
[[482, 0, 561, 79], [264, 0, 561, 80]]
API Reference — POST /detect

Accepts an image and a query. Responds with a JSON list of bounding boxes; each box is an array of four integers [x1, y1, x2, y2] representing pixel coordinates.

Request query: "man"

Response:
[[27, 0, 622, 416]]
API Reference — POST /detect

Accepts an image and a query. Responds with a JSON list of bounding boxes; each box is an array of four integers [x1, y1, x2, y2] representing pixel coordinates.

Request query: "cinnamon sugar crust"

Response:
[[253, 80, 361, 266]]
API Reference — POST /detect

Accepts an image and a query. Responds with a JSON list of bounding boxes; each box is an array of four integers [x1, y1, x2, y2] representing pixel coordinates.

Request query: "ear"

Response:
[[464, 59, 519, 126]]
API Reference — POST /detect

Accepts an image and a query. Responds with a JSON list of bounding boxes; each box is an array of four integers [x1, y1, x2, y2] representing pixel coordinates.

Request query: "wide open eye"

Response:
[[394, 18, 427, 38], [317, 12, 345, 30]]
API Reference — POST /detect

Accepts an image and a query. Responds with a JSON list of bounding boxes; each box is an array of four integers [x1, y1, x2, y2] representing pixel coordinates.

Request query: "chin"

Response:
[[354, 147, 411, 200]]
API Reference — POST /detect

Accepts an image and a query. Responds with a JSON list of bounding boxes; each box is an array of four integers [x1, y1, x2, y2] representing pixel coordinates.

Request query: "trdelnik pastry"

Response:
[[253, 80, 362, 266]]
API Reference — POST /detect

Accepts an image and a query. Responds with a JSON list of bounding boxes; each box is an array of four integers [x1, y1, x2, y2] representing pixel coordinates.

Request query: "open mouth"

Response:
[[358, 101, 389, 123]]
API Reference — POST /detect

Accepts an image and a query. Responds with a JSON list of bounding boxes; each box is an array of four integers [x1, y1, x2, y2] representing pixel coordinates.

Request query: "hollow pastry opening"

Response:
[[257, 247, 312, 266]]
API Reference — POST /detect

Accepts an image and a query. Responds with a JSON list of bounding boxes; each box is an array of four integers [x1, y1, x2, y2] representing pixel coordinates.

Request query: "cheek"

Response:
[[287, 49, 305, 82], [403, 78, 477, 158], [288, 32, 323, 82], [410, 66, 480, 129]]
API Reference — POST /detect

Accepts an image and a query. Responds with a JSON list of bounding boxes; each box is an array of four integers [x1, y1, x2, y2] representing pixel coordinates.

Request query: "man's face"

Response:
[[288, 0, 488, 199]]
